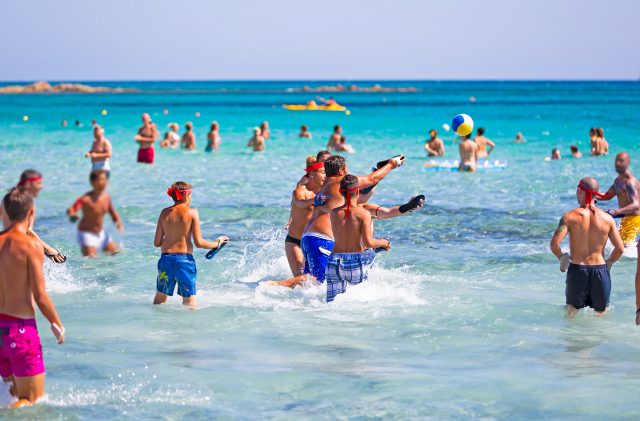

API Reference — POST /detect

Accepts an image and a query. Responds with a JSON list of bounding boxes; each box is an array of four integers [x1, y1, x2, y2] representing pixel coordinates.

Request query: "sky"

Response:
[[2, 0, 639, 81]]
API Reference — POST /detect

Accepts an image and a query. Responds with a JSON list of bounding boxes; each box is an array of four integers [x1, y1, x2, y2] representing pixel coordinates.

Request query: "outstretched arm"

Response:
[[357, 160, 398, 188], [611, 183, 640, 215], [597, 185, 616, 201], [191, 209, 228, 249]]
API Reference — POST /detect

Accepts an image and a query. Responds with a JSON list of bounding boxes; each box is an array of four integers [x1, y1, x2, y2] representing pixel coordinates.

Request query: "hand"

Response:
[[69, 214, 79, 223], [388, 155, 405, 169], [606, 209, 616, 216], [116, 221, 124, 232], [382, 239, 391, 251], [51, 323, 65, 344], [559, 253, 571, 272], [85, 152, 92, 158], [216, 236, 230, 248]]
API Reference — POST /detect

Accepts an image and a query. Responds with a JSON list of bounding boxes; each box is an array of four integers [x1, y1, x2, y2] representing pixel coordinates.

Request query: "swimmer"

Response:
[[205, 121, 221, 152], [66, 170, 123, 257], [514, 132, 526, 144], [0, 188, 65, 408], [135, 113, 159, 164], [318, 96, 337, 106], [181, 122, 196, 150], [61, 120, 67, 127], [458, 134, 478, 172], [591, 128, 609, 156], [326, 175, 391, 302], [551, 148, 561, 160], [595, 153, 640, 247], [570, 145, 582, 158], [247, 127, 265, 152], [550, 177, 623, 317], [283, 155, 327, 278], [327, 125, 342, 151], [75, 119, 83, 127], [335, 136, 355, 153], [260, 121, 271, 140], [153, 181, 229, 308], [299, 125, 312, 139], [306, 100, 319, 109], [424, 129, 445, 156], [474, 128, 495, 158], [1, 170, 66, 263], [85, 125, 112, 175], [160, 123, 180, 148], [274, 154, 403, 288]]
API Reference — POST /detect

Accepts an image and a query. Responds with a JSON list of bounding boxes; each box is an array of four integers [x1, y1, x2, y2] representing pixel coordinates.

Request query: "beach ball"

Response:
[[22, 115, 29, 121], [442, 123, 450, 132], [195, 112, 201, 118], [452, 114, 473, 136]]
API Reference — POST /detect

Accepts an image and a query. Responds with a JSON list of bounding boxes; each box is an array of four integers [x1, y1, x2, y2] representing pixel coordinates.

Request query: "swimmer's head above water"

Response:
[[167, 181, 192, 204]]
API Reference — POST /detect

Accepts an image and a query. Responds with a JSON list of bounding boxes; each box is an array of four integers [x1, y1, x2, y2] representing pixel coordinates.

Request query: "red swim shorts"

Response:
[[137, 147, 155, 164]]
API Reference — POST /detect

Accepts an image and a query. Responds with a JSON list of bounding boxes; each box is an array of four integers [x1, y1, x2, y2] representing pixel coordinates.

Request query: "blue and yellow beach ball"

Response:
[[452, 114, 474, 136]]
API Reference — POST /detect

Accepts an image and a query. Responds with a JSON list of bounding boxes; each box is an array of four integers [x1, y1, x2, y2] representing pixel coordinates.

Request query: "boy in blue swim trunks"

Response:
[[326, 175, 390, 301], [153, 181, 229, 308], [550, 177, 624, 317]]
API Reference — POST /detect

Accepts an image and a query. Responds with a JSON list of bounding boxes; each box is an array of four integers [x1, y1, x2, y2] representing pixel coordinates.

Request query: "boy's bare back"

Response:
[[0, 227, 42, 319], [330, 205, 367, 253], [157, 204, 197, 253]]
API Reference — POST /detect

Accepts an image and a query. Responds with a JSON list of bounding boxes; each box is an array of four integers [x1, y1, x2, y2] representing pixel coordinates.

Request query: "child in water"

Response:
[[67, 170, 123, 257], [153, 181, 229, 308]]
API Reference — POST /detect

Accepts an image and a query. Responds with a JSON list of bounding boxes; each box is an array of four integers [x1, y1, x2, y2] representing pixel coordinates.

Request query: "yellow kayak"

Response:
[[283, 104, 348, 112]]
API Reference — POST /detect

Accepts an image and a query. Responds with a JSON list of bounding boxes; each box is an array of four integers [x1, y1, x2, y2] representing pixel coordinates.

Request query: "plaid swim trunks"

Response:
[[325, 249, 377, 302]]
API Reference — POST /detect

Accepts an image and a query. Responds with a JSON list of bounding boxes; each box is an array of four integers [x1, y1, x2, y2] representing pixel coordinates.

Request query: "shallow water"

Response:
[[1, 81, 640, 419]]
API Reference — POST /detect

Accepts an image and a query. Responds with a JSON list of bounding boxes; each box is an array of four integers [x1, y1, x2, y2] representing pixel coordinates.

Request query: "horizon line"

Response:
[[1, 78, 639, 83]]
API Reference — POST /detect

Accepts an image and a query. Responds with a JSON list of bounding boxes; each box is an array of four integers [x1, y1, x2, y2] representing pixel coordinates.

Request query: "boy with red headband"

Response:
[[153, 181, 229, 307], [0, 188, 65, 407], [66, 170, 123, 257], [326, 175, 390, 302], [550, 177, 624, 317]]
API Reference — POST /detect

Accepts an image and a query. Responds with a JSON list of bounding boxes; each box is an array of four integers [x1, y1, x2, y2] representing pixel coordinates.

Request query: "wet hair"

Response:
[[552, 148, 560, 154], [595, 127, 604, 137], [18, 169, 42, 186], [169, 181, 192, 202], [2, 187, 33, 222], [305, 155, 317, 166], [90, 169, 108, 182], [324, 155, 346, 177], [579, 177, 599, 192], [316, 150, 332, 162], [301, 125, 308, 131], [570, 145, 578, 152], [477, 128, 485, 136], [339, 175, 359, 197], [333, 125, 341, 132]]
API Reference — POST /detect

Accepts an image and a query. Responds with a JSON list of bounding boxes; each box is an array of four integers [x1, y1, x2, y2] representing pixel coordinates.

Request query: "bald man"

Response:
[[550, 177, 624, 317], [596, 152, 640, 247], [135, 113, 159, 164]]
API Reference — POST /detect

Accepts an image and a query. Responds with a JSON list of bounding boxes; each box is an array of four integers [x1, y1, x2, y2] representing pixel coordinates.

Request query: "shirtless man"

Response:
[[550, 177, 624, 317], [277, 155, 403, 287], [327, 125, 342, 151], [325, 175, 391, 302], [514, 132, 526, 144], [284, 155, 327, 276], [153, 181, 229, 307], [595, 152, 640, 247], [85, 125, 112, 175], [135, 113, 160, 164], [66, 170, 123, 257], [260, 121, 271, 140], [474, 128, 494, 158], [424, 129, 444, 156], [0, 188, 65, 407], [299, 125, 312, 139], [181, 122, 196, 150], [458, 134, 478, 172], [570, 145, 582, 158], [1, 171, 66, 263], [247, 127, 265, 152]]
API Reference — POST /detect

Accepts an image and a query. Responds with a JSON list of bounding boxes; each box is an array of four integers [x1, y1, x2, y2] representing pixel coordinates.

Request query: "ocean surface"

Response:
[[0, 80, 640, 420]]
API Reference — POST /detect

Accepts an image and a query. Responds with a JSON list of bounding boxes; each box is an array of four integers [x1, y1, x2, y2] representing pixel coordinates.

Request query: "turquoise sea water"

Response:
[[0, 81, 640, 419]]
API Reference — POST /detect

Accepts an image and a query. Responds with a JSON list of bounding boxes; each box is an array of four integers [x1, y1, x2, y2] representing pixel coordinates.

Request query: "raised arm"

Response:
[[360, 211, 389, 250], [606, 217, 624, 266], [28, 242, 64, 343], [357, 159, 399, 189], [108, 197, 123, 231], [153, 213, 164, 247]]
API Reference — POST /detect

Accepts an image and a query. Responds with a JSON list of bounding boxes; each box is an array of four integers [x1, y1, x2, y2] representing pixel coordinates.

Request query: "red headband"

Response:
[[577, 183, 603, 210], [305, 162, 325, 173], [167, 187, 192, 201], [18, 176, 42, 187], [339, 186, 360, 217]]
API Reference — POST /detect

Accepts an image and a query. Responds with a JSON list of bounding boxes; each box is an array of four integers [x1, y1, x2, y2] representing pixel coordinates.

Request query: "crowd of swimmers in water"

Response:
[[0, 111, 636, 407]]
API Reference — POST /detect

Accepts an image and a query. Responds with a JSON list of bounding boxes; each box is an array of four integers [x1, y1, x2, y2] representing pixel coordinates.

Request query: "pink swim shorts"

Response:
[[0, 314, 44, 378]]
